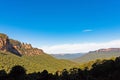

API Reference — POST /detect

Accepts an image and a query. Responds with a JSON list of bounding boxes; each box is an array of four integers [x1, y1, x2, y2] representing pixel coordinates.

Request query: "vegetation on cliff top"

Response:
[[0, 33, 8, 38]]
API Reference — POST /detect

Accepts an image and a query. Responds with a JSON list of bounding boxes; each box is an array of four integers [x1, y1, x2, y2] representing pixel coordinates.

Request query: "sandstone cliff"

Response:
[[89, 48, 120, 53], [0, 33, 44, 56]]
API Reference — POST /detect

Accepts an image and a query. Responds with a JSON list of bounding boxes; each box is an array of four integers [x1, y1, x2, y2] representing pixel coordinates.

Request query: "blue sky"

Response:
[[0, 0, 120, 53]]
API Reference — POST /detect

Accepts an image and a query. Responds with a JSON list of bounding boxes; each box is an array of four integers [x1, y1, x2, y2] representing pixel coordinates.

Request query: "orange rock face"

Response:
[[0, 33, 44, 56], [0, 34, 10, 51]]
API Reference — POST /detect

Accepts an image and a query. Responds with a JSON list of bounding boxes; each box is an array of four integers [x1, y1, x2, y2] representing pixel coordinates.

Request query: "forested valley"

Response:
[[1, 56, 120, 80]]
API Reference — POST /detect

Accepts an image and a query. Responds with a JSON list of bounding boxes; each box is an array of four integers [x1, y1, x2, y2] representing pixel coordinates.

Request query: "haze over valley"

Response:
[[0, 0, 120, 80]]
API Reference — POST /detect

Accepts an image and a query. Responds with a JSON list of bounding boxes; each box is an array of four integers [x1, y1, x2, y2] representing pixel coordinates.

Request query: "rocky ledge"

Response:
[[0, 33, 44, 56]]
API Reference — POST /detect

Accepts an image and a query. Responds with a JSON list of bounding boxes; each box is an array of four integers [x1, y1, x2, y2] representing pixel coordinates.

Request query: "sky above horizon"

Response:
[[0, 0, 120, 54]]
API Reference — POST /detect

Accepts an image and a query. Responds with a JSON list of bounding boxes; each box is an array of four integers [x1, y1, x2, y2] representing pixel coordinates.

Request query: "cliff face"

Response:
[[11, 41, 44, 55], [0, 33, 44, 56], [89, 48, 120, 53], [0, 33, 9, 51]]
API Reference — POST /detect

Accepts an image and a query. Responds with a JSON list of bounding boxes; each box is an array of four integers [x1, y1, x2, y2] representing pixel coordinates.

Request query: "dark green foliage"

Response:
[[9, 65, 26, 80], [1, 50, 120, 80], [0, 52, 78, 73], [1, 57, 120, 80], [0, 70, 7, 80]]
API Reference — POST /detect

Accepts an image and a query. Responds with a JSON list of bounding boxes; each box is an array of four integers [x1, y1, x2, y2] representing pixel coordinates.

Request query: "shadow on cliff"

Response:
[[8, 46, 22, 57]]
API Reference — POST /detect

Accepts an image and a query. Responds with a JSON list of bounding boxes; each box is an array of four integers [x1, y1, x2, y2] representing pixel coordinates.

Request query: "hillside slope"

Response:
[[0, 33, 78, 73], [0, 51, 78, 73], [73, 48, 120, 63]]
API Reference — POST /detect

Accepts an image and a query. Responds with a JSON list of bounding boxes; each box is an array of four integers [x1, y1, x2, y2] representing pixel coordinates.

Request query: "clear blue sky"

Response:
[[0, 0, 120, 48]]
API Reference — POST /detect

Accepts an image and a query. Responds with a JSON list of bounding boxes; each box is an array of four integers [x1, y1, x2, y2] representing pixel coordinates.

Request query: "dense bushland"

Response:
[[1, 56, 120, 80], [0, 52, 78, 73]]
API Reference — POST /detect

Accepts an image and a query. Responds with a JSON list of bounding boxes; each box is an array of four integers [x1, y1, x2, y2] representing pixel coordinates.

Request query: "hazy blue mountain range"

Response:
[[50, 53, 83, 59]]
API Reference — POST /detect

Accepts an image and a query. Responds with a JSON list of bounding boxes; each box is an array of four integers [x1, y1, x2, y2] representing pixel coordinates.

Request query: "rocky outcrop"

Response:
[[0, 33, 44, 56], [12, 42, 44, 55], [0, 33, 21, 56], [89, 48, 120, 53], [0, 33, 9, 51]]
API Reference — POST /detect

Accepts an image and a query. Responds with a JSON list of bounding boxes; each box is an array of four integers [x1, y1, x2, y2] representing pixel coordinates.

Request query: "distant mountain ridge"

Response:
[[73, 48, 120, 63], [0, 33, 44, 56], [50, 53, 83, 59], [89, 48, 120, 53]]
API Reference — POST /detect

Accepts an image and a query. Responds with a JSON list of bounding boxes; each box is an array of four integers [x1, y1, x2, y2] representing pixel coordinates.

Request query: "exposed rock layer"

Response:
[[0, 33, 44, 56], [89, 48, 120, 53]]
